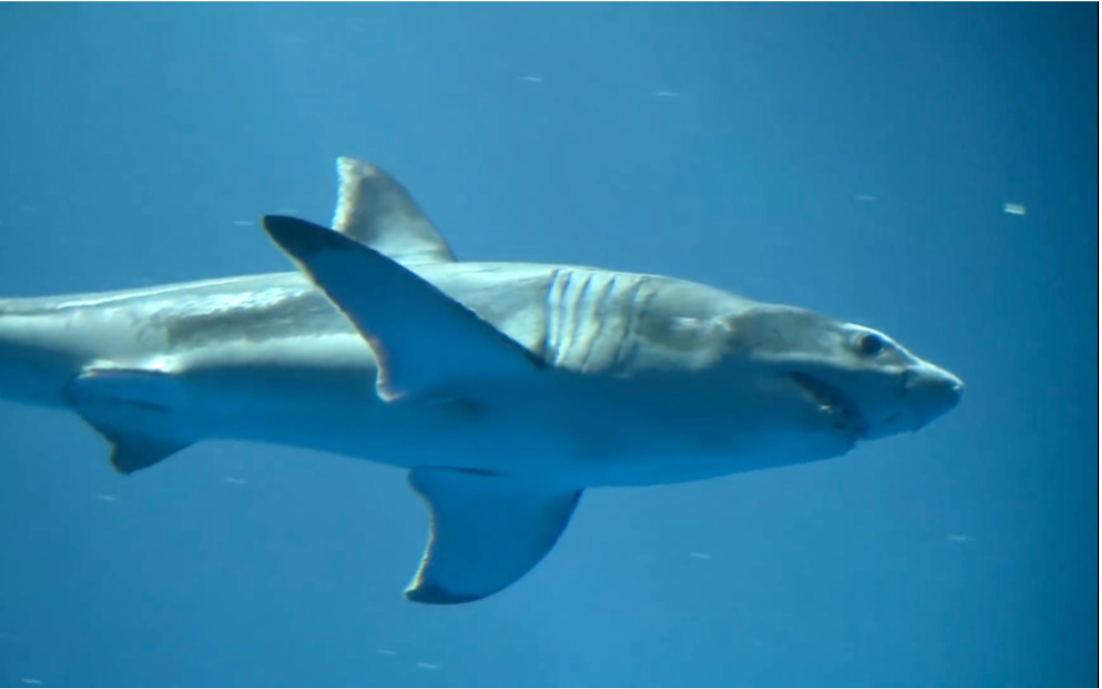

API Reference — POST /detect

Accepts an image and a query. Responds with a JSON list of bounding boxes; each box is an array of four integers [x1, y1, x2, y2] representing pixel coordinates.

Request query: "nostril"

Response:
[[898, 369, 911, 397]]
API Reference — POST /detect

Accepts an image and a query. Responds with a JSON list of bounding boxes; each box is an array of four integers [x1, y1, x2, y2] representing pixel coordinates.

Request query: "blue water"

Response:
[[0, 4, 1096, 687]]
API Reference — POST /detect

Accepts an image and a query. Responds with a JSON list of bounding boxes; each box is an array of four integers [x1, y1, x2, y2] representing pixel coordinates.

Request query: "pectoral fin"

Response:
[[262, 215, 544, 402], [404, 467, 582, 604]]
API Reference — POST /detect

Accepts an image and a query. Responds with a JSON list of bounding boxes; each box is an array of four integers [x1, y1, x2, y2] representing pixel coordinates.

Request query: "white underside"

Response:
[[120, 334, 847, 489]]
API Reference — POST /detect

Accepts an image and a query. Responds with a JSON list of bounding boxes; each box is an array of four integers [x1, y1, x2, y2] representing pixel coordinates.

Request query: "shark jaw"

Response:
[[790, 371, 870, 445]]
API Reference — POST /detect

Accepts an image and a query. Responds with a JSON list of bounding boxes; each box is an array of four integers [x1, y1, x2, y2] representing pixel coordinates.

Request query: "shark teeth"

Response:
[[790, 372, 869, 438]]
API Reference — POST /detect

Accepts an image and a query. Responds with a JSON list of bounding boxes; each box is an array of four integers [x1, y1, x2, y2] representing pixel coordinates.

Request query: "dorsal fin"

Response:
[[331, 157, 456, 266]]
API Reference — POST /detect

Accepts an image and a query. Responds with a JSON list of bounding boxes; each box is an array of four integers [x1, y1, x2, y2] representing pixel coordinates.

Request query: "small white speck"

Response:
[[374, 648, 397, 656], [233, 220, 254, 227], [223, 477, 247, 485], [1002, 202, 1027, 216], [854, 194, 877, 202], [690, 551, 712, 560], [654, 90, 679, 98], [520, 75, 543, 83], [95, 494, 118, 502], [947, 533, 974, 543], [416, 662, 440, 670], [21, 679, 42, 686]]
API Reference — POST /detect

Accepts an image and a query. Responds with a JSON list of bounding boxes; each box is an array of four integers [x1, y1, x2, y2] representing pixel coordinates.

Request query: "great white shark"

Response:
[[0, 157, 962, 604]]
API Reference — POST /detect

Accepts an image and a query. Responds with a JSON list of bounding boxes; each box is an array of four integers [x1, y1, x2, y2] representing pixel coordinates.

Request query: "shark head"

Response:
[[715, 305, 963, 454]]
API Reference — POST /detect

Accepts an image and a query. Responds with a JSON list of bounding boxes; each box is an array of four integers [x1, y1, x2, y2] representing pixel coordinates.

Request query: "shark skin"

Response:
[[0, 157, 963, 604]]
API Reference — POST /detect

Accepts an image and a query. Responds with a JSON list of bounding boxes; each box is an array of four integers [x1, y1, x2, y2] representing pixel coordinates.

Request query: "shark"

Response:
[[0, 157, 963, 604]]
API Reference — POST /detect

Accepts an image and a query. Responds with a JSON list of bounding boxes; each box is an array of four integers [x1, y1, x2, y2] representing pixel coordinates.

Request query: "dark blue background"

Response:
[[0, 4, 1096, 687]]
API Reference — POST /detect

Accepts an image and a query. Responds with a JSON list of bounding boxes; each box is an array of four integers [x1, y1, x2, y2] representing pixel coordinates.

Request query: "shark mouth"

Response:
[[790, 372, 869, 439]]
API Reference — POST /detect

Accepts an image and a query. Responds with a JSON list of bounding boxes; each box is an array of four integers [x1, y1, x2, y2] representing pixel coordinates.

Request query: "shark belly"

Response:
[[135, 353, 808, 487]]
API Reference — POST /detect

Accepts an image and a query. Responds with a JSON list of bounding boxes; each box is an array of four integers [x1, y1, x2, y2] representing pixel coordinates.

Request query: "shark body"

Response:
[[0, 158, 962, 604]]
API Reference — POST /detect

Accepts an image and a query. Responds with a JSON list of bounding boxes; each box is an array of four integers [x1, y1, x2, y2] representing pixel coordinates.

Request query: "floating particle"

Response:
[[95, 494, 118, 502], [233, 220, 254, 227], [1002, 202, 1027, 216], [223, 477, 247, 485], [520, 75, 543, 83], [416, 662, 440, 670], [21, 679, 42, 686], [374, 648, 397, 656], [654, 91, 679, 98], [854, 194, 877, 202], [947, 533, 974, 543], [690, 551, 712, 560]]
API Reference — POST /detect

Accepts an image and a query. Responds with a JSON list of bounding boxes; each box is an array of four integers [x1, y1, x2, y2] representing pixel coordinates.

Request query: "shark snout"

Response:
[[905, 360, 963, 429]]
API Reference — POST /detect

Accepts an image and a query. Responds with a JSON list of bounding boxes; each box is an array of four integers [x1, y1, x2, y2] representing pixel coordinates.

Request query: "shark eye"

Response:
[[856, 333, 884, 356]]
